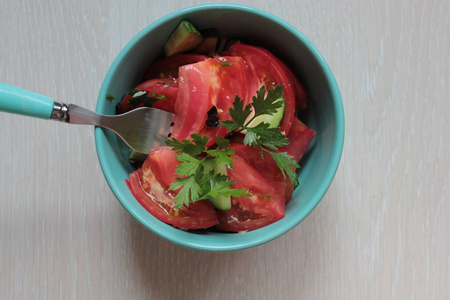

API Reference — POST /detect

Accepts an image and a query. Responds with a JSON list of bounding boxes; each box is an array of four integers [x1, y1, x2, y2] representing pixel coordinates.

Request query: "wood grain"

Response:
[[0, 0, 448, 299]]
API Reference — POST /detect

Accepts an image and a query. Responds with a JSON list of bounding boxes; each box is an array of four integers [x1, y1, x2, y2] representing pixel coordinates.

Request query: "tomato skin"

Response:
[[223, 44, 296, 136], [127, 146, 218, 230], [142, 54, 209, 81], [116, 78, 178, 114]]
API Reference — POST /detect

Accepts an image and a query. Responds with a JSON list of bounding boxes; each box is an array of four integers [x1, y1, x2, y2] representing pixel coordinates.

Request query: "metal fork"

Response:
[[0, 82, 174, 154]]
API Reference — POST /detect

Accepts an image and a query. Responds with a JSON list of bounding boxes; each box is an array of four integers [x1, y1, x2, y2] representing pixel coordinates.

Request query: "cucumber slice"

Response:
[[209, 195, 232, 211], [202, 158, 232, 210], [246, 96, 285, 130], [129, 150, 148, 162], [163, 20, 204, 57]]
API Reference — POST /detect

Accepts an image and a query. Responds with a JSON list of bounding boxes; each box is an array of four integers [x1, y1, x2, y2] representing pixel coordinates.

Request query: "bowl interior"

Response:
[[95, 4, 344, 251]]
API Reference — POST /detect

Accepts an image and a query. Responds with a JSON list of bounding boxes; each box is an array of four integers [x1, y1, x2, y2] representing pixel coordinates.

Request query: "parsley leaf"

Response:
[[202, 174, 251, 199], [266, 150, 300, 187], [220, 84, 300, 187], [166, 133, 209, 156], [251, 85, 285, 117], [169, 175, 202, 208], [165, 134, 248, 208], [222, 95, 252, 132], [173, 153, 202, 177]]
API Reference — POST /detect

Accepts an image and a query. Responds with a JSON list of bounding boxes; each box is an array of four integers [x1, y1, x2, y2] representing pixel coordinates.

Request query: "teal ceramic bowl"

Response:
[[95, 4, 344, 251]]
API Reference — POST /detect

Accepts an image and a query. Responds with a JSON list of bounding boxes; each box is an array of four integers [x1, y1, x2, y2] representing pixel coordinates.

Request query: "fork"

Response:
[[0, 82, 174, 154]]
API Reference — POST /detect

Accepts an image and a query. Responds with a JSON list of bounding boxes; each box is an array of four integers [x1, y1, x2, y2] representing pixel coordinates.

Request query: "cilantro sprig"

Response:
[[221, 85, 300, 186], [166, 134, 250, 208]]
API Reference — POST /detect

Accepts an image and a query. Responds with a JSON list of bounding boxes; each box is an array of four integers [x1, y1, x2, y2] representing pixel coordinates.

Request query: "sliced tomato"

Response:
[[223, 44, 296, 135], [172, 56, 255, 143], [231, 140, 294, 202], [280, 118, 316, 162], [274, 57, 308, 110], [216, 154, 286, 232], [127, 146, 218, 229], [142, 54, 209, 81], [116, 78, 178, 114], [199, 56, 257, 146]]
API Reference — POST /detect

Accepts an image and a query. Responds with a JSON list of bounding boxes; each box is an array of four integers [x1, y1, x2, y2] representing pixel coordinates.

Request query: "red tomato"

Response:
[[216, 154, 286, 232], [280, 118, 316, 162], [223, 44, 296, 135], [274, 57, 308, 110], [116, 78, 178, 114], [231, 140, 294, 202], [142, 54, 209, 80], [127, 146, 218, 229], [172, 56, 255, 143]]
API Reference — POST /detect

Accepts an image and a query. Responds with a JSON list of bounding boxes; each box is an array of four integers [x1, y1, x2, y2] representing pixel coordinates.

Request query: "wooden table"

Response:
[[1, 1, 448, 299]]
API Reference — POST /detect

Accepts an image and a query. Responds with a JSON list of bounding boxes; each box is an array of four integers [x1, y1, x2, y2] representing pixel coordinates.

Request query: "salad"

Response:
[[116, 21, 316, 232]]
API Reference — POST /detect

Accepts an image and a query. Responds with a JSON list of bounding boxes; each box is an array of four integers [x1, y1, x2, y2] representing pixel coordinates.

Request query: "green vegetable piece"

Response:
[[202, 158, 232, 210], [209, 195, 232, 211], [128, 150, 148, 162], [163, 20, 204, 57], [246, 96, 285, 130]]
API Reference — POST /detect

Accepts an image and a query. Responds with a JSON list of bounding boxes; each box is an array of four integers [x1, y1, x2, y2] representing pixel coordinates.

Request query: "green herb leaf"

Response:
[[266, 150, 300, 187], [205, 147, 235, 169], [220, 62, 232, 66], [202, 173, 250, 199], [166, 133, 209, 156], [173, 153, 202, 177], [105, 94, 115, 102], [251, 85, 285, 117], [169, 175, 203, 208], [221, 95, 252, 132]]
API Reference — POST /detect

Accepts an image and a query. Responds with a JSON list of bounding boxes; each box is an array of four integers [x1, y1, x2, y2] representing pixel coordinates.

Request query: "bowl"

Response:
[[95, 4, 344, 251]]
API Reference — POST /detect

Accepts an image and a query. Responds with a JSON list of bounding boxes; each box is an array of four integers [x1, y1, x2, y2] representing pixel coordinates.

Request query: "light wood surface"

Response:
[[1, 1, 448, 299]]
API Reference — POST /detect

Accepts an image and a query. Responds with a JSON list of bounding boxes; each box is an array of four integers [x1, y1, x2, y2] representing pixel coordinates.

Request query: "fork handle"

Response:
[[0, 82, 56, 119]]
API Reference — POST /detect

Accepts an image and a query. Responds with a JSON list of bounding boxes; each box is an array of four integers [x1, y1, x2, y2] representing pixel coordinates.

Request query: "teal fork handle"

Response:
[[0, 82, 55, 119]]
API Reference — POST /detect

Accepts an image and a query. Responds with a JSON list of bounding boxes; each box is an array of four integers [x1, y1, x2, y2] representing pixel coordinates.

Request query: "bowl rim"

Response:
[[95, 3, 344, 251]]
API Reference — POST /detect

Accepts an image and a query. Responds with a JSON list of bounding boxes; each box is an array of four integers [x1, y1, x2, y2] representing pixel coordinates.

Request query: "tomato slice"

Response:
[[142, 54, 209, 81], [116, 78, 178, 114], [223, 44, 296, 135], [280, 118, 316, 162], [172, 56, 255, 143], [274, 57, 308, 110], [127, 146, 218, 229], [231, 140, 294, 202], [199, 56, 257, 145], [216, 154, 286, 232]]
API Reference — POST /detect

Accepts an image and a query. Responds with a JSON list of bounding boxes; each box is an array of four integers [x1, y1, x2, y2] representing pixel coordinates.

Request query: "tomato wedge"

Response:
[[274, 57, 308, 110], [216, 154, 286, 232], [127, 146, 218, 229], [172, 56, 255, 143], [279, 118, 316, 162], [116, 78, 178, 114], [223, 44, 296, 135]]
